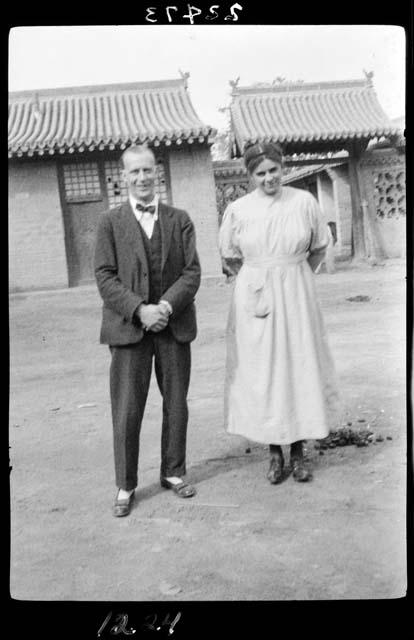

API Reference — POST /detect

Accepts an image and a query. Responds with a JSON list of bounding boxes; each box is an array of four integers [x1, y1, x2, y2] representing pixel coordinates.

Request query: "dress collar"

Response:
[[254, 187, 284, 205]]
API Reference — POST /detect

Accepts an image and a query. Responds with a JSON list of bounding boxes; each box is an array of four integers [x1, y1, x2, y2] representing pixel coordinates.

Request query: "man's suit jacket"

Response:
[[94, 200, 201, 346]]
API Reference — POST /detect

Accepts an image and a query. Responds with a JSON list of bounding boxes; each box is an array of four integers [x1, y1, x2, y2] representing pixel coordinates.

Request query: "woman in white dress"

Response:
[[219, 142, 339, 484]]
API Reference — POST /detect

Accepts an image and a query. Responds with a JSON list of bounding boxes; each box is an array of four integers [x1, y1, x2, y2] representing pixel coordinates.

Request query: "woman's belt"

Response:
[[244, 252, 307, 268]]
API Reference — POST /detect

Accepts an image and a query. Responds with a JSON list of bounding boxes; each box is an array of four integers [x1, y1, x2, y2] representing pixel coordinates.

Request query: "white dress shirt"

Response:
[[130, 194, 159, 239]]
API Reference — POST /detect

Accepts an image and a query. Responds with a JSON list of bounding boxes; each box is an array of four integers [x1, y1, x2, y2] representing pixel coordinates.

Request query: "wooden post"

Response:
[[348, 143, 366, 260]]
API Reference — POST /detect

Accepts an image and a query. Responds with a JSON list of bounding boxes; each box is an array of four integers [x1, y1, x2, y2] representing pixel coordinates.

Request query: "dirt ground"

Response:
[[9, 259, 406, 601]]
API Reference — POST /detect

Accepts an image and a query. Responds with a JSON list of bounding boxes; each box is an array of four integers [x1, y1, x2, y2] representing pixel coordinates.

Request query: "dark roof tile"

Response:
[[9, 79, 215, 157], [230, 78, 399, 153]]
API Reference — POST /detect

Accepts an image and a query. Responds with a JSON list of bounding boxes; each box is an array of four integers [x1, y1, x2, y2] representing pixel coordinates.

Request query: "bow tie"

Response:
[[136, 203, 156, 215]]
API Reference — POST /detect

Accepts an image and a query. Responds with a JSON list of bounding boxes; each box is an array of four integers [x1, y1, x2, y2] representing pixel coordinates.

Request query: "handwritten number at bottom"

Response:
[[97, 612, 136, 637], [98, 611, 182, 637]]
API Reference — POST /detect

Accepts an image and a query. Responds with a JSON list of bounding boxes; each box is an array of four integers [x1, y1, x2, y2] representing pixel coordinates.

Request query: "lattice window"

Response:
[[62, 162, 101, 202], [104, 160, 127, 206], [104, 158, 168, 208], [373, 168, 406, 219]]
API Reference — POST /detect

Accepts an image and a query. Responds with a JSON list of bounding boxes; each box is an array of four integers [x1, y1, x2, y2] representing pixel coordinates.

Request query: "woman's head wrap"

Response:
[[243, 141, 284, 174]]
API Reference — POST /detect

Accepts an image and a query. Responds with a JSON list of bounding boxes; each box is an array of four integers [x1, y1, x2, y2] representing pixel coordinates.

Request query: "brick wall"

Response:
[[9, 161, 69, 291], [168, 145, 222, 278]]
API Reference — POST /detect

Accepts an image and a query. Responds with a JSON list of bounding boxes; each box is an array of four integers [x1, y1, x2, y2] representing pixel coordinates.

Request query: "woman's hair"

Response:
[[243, 141, 284, 174]]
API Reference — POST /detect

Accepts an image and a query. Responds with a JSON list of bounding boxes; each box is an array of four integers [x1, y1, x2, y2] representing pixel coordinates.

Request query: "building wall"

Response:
[[9, 146, 222, 292], [9, 161, 69, 291], [168, 145, 222, 277], [359, 148, 406, 258]]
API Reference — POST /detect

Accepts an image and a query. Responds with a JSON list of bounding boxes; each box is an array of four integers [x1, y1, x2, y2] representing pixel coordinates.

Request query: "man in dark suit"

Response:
[[95, 144, 201, 517]]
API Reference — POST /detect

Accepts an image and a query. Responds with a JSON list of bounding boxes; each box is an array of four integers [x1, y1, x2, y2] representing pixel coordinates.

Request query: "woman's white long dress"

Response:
[[219, 186, 340, 445]]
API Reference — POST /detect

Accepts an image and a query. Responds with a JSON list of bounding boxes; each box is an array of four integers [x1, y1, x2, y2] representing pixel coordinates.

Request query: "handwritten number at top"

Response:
[[182, 5, 202, 24], [145, 3, 243, 24], [166, 6, 178, 22]]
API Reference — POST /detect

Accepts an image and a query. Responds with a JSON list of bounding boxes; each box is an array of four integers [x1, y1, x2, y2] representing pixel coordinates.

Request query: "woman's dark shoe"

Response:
[[291, 458, 313, 482], [113, 490, 135, 517], [161, 478, 196, 498], [267, 453, 284, 484]]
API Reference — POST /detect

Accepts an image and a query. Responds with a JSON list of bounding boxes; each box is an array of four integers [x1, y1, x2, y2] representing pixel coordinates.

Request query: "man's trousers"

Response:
[[109, 329, 191, 491]]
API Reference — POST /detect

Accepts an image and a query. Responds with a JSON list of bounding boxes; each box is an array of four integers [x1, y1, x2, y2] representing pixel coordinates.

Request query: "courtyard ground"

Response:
[[9, 259, 406, 601]]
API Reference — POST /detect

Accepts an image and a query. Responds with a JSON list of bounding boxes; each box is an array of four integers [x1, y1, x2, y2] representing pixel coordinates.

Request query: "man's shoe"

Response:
[[291, 458, 313, 482], [113, 490, 135, 517], [160, 478, 196, 498], [267, 453, 284, 484]]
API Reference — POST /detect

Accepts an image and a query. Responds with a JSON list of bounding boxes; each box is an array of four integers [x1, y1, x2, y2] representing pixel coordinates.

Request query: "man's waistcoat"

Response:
[[137, 219, 163, 304]]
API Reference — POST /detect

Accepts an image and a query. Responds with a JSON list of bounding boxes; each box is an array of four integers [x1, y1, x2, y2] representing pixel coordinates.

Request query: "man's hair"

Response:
[[121, 144, 155, 168]]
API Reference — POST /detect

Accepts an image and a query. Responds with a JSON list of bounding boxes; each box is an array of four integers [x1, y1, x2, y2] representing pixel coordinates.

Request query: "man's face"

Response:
[[122, 150, 156, 203]]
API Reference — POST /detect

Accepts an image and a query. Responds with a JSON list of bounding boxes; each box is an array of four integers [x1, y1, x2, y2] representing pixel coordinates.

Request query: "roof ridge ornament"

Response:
[[363, 69, 374, 87], [229, 77, 240, 93], [30, 92, 43, 121], [178, 69, 190, 89]]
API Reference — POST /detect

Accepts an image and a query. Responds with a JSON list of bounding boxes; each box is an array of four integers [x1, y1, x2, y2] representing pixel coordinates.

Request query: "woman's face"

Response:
[[251, 157, 283, 196]]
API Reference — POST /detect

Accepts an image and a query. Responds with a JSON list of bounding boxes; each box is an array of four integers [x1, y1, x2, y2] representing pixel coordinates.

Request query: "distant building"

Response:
[[8, 78, 220, 291], [211, 131, 231, 161], [214, 76, 405, 260]]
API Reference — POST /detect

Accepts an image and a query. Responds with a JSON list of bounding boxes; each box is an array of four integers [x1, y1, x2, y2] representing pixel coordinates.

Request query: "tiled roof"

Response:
[[367, 113, 406, 150], [213, 159, 246, 177], [8, 78, 215, 157], [282, 161, 345, 184], [283, 164, 325, 183], [230, 78, 399, 154], [213, 159, 347, 183]]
